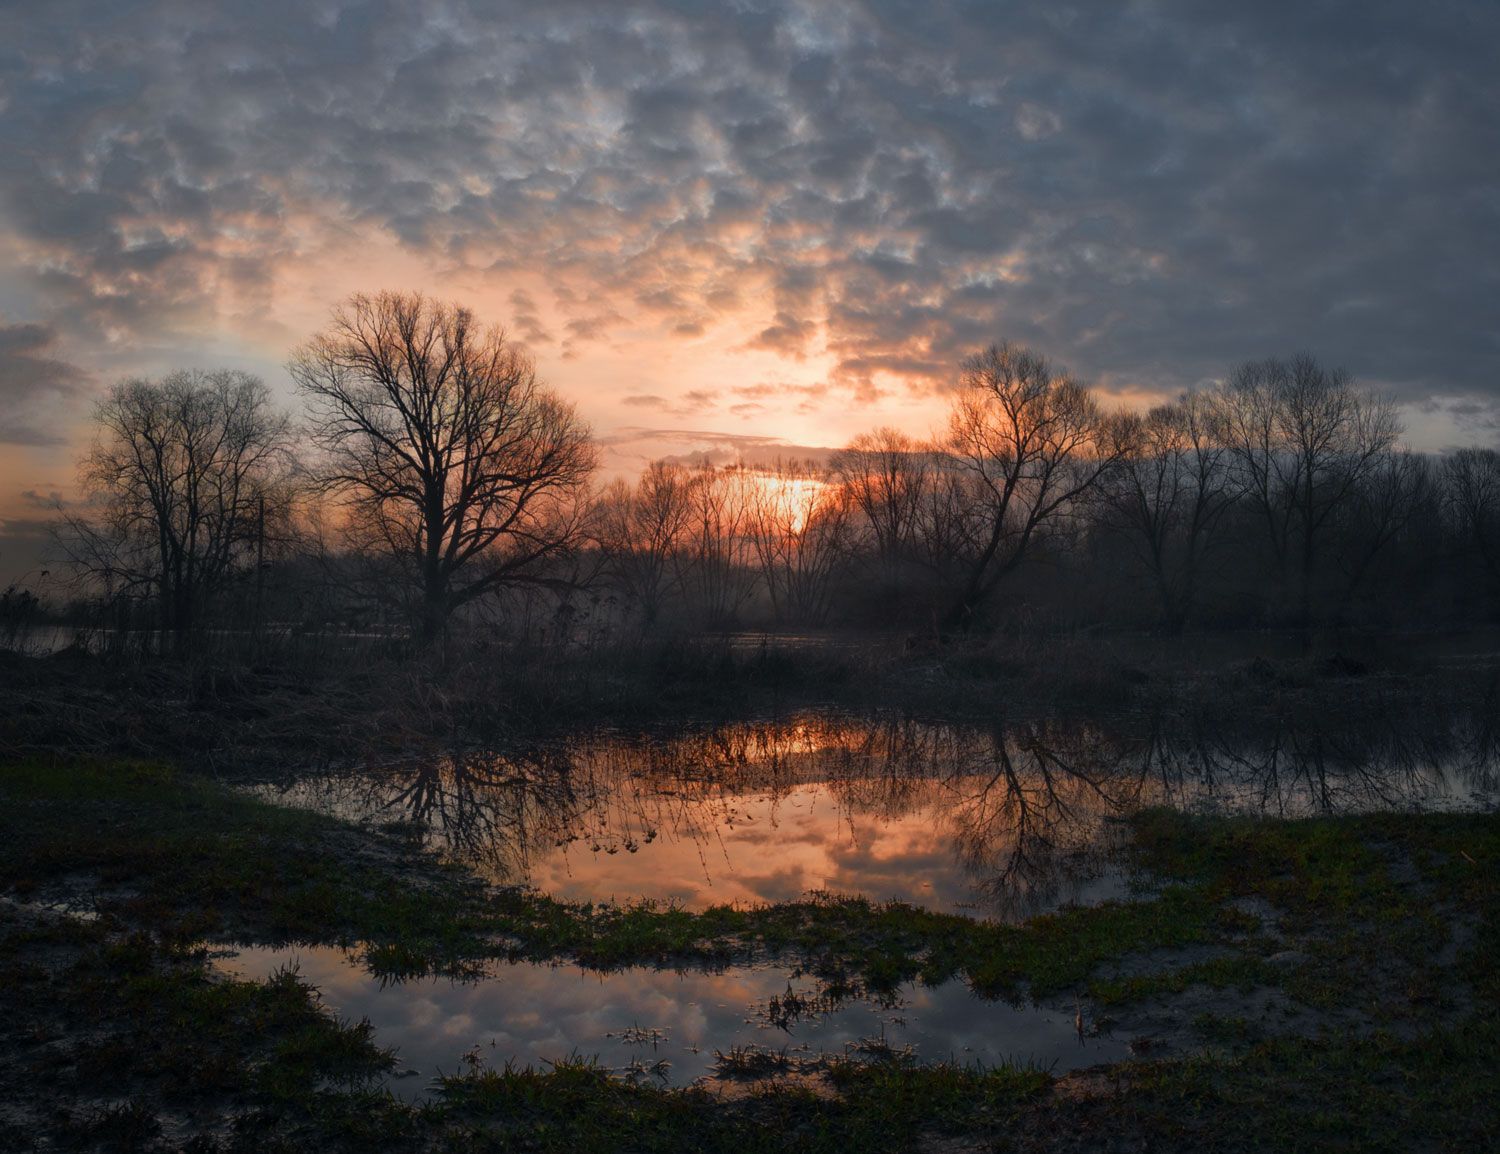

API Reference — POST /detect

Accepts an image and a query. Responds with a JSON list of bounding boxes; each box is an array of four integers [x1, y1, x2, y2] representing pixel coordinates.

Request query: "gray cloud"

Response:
[[1, 0, 1497, 421], [0, 319, 87, 445], [601, 426, 837, 470]]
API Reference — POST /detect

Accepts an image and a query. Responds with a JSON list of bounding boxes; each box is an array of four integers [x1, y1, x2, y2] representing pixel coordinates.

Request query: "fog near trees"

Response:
[[23, 293, 1500, 653]]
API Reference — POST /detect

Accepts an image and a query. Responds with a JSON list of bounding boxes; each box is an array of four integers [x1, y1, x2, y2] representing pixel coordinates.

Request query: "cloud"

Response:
[[745, 311, 819, 359], [1014, 103, 1062, 142], [0, 0, 1496, 440], [507, 288, 552, 345], [599, 426, 837, 471], [0, 319, 87, 446], [619, 388, 718, 418]]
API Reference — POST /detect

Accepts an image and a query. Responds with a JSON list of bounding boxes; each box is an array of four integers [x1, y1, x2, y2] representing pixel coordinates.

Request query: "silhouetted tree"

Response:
[[62, 370, 295, 651], [1095, 392, 1238, 631], [1444, 447, 1500, 614], [596, 460, 692, 628], [1331, 449, 1433, 624], [745, 460, 851, 626], [1213, 355, 1400, 629], [830, 429, 933, 602], [291, 292, 597, 643], [675, 464, 757, 629], [941, 343, 1118, 629]]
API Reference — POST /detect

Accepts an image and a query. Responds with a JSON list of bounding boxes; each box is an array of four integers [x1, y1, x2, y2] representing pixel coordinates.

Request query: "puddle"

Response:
[[1, 892, 103, 923], [252, 710, 1499, 921], [214, 944, 1127, 1096]]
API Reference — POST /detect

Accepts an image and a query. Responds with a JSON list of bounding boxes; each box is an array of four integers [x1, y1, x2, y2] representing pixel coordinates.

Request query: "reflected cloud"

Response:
[[216, 944, 1127, 1094], [258, 704, 1500, 922]]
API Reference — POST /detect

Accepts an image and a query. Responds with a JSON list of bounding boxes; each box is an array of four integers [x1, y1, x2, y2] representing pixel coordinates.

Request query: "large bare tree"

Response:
[[64, 370, 295, 650], [942, 342, 1118, 629], [290, 292, 597, 643]]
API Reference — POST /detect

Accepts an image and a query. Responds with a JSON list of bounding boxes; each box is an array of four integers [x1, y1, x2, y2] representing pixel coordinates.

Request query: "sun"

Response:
[[745, 469, 831, 535]]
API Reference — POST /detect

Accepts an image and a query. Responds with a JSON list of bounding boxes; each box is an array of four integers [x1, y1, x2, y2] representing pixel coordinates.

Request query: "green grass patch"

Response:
[[1066, 1022, 1500, 1152]]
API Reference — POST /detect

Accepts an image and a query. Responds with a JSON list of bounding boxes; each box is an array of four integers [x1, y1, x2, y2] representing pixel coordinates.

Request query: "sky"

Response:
[[1, 0, 1498, 582]]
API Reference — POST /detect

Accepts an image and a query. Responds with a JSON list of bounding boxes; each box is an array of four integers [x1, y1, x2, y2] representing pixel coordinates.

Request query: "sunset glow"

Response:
[[4, 3, 1498, 581]]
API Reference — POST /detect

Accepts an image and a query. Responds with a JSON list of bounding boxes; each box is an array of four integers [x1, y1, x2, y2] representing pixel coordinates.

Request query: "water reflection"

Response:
[[258, 705, 1500, 920], [215, 944, 1127, 1095]]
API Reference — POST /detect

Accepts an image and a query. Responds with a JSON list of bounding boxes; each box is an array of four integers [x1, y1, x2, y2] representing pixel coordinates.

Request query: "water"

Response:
[[222, 703, 1499, 1097], [253, 707, 1500, 921], [214, 944, 1125, 1096]]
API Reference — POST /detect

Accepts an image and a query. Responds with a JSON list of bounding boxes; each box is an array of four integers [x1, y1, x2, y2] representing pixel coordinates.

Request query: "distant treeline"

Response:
[[16, 291, 1500, 655]]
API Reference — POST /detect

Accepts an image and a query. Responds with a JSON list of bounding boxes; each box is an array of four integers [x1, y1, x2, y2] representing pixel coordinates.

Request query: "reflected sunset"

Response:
[[255, 706, 1498, 921]]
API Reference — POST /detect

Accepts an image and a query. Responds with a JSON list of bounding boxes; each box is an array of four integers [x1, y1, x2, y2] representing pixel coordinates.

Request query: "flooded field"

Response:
[[215, 945, 1125, 1094], [254, 707, 1500, 921], [5, 695, 1498, 1149]]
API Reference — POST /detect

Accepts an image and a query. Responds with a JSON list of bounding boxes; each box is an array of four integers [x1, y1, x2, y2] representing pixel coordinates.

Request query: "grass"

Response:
[[0, 898, 1056, 1153], [0, 756, 1496, 1151], [1043, 1023, 1500, 1153], [1128, 806, 1497, 1018], [434, 1054, 1052, 1152], [1086, 954, 1282, 1007], [0, 758, 1234, 996]]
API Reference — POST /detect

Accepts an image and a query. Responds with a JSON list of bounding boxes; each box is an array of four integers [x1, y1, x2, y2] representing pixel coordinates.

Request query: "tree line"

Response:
[[38, 291, 1500, 653]]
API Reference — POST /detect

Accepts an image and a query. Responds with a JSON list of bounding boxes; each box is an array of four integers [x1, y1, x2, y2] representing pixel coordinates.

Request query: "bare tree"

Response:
[[674, 464, 759, 629], [290, 292, 597, 643], [942, 342, 1118, 629], [62, 370, 295, 651], [830, 428, 932, 598], [1443, 447, 1500, 611], [1212, 354, 1400, 629], [596, 460, 693, 628], [1094, 392, 1238, 631], [745, 460, 852, 626], [1331, 450, 1433, 623]]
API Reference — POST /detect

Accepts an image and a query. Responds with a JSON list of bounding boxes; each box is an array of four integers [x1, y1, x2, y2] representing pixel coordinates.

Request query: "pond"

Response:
[[252, 706, 1499, 922], [214, 945, 1128, 1096], [230, 702, 1500, 1095]]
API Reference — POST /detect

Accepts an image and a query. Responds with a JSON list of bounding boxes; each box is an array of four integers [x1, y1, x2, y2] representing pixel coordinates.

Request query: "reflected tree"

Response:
[[269, 702, 1495, 921]]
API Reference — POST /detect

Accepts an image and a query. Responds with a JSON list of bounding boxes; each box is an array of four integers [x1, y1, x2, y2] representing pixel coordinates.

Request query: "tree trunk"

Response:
[[420, 588, 448, 645]]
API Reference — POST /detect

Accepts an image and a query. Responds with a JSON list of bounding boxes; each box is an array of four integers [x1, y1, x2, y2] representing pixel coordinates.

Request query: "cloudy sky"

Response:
[[2, 0, 1498, 579]]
